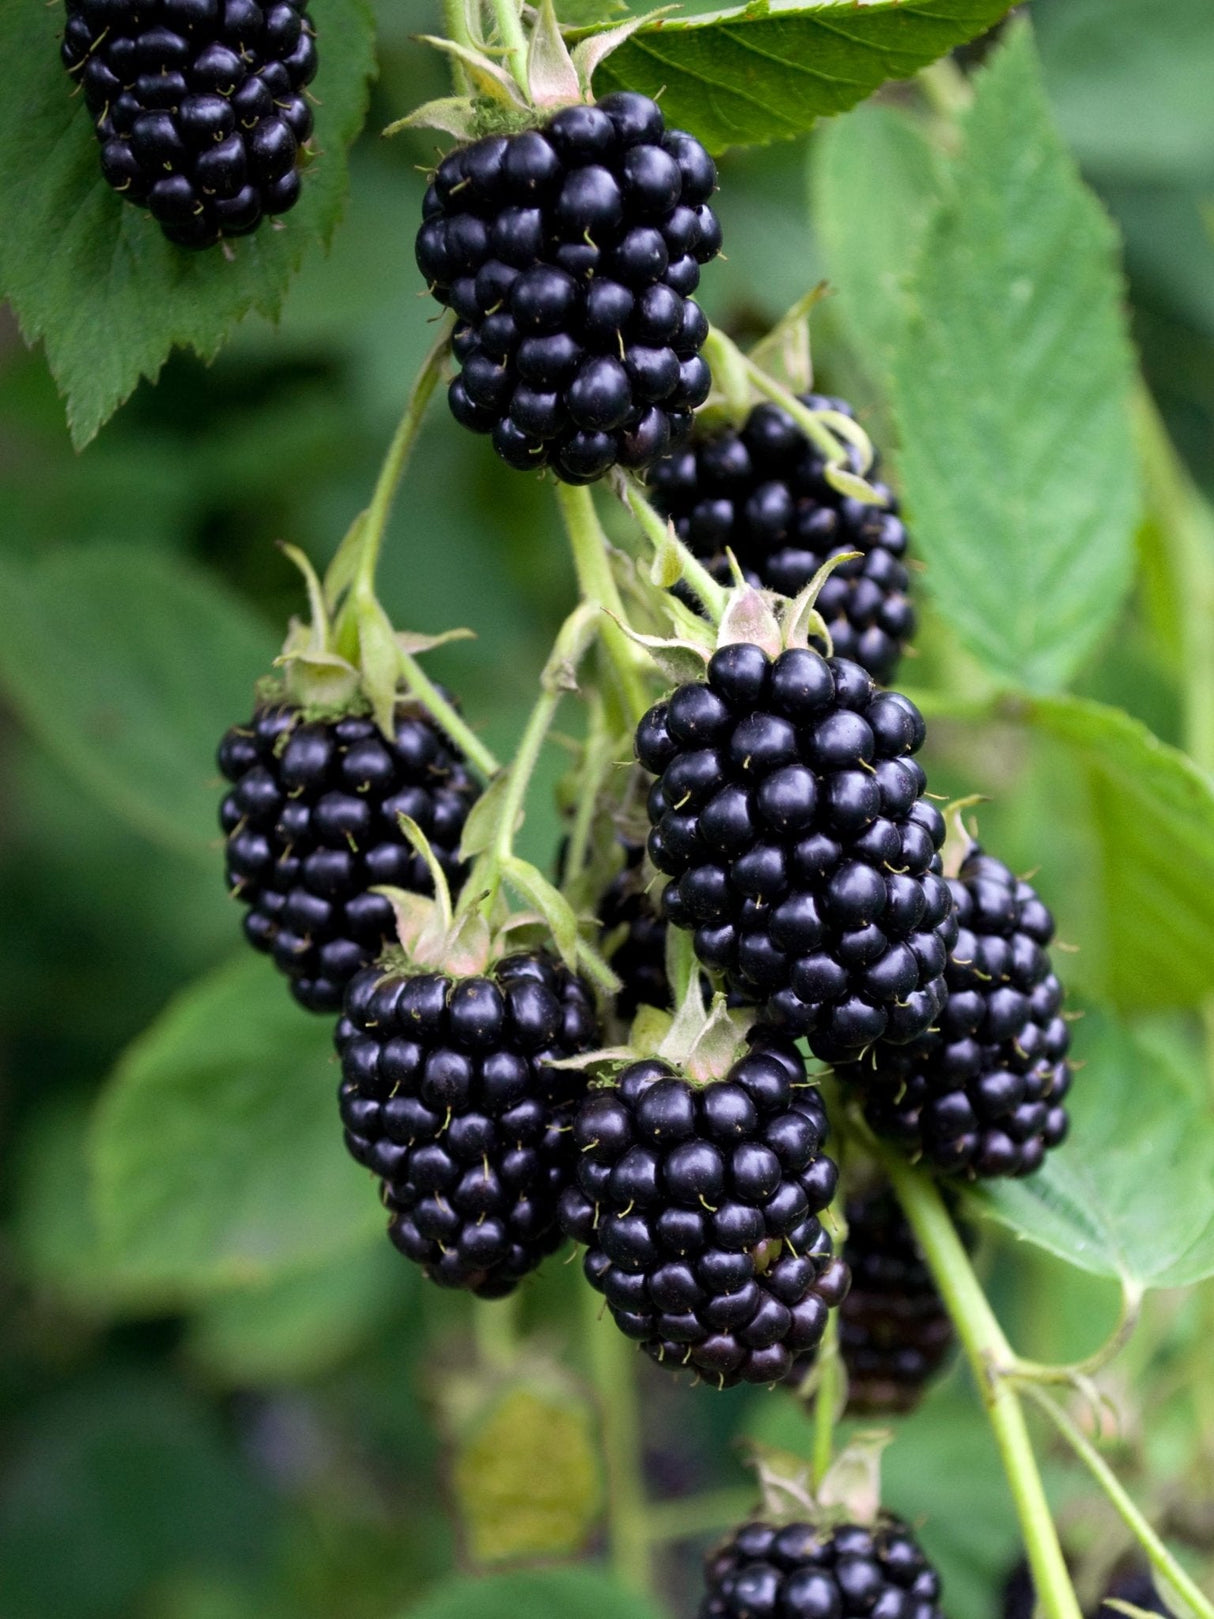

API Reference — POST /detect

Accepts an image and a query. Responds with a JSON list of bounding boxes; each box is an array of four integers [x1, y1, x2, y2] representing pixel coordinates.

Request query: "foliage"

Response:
[[1, 2, 1213, 1619]]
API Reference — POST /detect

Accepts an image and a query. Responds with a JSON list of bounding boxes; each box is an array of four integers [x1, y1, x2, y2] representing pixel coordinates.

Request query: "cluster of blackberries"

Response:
[[702, 1517, 946, 1619], [335, 952, 598, 1296], [415, 92, 720, 483], [837, 849, 1071, 1178], [649, 396, 915, 684], [838, 1186, 954, 1414], [218, 703, 479, 1013], [635, 642, 957, 1060], [62, 0, 316, 247], [559, 1034, 848, 1387]]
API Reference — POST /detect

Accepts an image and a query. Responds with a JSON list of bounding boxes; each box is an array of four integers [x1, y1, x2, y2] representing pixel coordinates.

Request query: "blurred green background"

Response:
[[2, 2, 1214, 1616]]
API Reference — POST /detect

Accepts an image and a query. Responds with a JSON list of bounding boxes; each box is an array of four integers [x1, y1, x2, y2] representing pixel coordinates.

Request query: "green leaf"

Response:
[[812, 102, 944, 365], [1023, 692, 1214, 1009], [91, 955, 382, 1296], [587, 0, 1016, 153], [0, 544, 275, 857], [969, 1013, 1214, 1288], [398, 1568, 668, 1619], [187, 1239, 400, 1384], [889, 23, 1138, 691], [0, 0, 376, 446]]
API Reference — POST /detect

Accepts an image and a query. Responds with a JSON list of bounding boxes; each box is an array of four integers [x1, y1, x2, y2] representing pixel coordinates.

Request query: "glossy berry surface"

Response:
[[702, 1515, 946, 1619], [218, 702, 479, 1013], [416, 93, 720, 483], [559, 1034, 849, 1387], [61, 0, 317, 248], [649, 395, 915, 684], [336, 952, 599, 1297], [838, 1186, 954, 1414], [635, 643, 957, 1058], [836, 848, 1072, 1178]]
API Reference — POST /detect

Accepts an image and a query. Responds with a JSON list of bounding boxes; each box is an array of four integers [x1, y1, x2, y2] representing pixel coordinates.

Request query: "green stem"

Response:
[[812, 1311, 841, 1487], [482, 602, 600, 902], [620, 477, 730, 624], [580, 1279, 655, 1593], [355, 319, 453, 599], [397, 646, 500, 779], [878, 1148, 1083, 1619], [1022, 1384, 1214, 1619], [555, 483, 652, 726], [489, 0, 528, 92], [441, 0, 472, 89]]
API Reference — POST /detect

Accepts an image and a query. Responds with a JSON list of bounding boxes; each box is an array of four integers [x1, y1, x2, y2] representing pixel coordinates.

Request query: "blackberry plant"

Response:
[[10, 5, 1214, 1619], [61, 0, 317, 247]]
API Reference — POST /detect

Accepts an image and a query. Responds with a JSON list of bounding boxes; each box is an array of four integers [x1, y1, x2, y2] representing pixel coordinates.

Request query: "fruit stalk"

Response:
[[489, 0, 529, 93], [580, 1277, 656, 1595], [877, 1147, 1083, 1619], [554, 483, 651, 726], [1021, 1382, 1214, 1619]]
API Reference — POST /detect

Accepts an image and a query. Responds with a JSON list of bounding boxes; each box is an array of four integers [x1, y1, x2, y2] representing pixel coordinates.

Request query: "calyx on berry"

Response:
[[392, 0, 674, 141]]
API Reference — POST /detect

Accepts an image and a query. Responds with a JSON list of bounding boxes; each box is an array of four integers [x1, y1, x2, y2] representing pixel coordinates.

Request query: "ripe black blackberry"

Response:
[[218, 702, 479, 1013], [836, 848, 1072, 1178], [415, 92, 721, 483], [61, 0, 317, 248], [702, 1515, 946, 1619], [649, 396, 915, 684], [559, 1032, 848, 1387], [838, 1186, 954, 1414], [335, 951, 598, 1296], [597, 838, 671, 1022], [635, 643, 957, 1059], [1002, 1559, 1172, 1619]]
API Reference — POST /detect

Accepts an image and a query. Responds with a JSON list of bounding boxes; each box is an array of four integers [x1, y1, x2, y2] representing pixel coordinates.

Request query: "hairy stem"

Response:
[[555, 483, 652, 726], [620, 476, 730, 624], [879, 1148, 1083, 1619], [580, 1281, 656, 1594], [812, 1311, 841, 1486], [397, 646, 501, 779], [441, 0, 472, 89], [355, 320, 453, 598], [489, 0, 528, 93], [1022, 1384, 1214, 1619]]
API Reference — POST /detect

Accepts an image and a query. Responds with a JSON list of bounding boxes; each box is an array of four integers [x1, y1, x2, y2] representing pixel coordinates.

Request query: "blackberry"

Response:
[[635, 643, 957, 1059], [649, 396, 915, 684], [838, 1186, 953, 1414], [702, 1515, 946, 1619], [598, 838, 671, 1022], [61, 0, 317, 248], [415, 92, 721, 483], [218, 702, 479, 1013], [837, 849, 1072, 1178], [559, 1033, 849, 1387], [335, 951, 599, 1297]]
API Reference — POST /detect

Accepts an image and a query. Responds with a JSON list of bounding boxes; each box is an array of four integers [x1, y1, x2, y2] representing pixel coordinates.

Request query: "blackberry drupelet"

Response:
[[836, 848, 1072, 1178], [649, 395, 915, 684], [218, 702, 479, 1013], [336, 951, 599, 1297], [702, 1516, 946, 1619], [838, 1186, 954, 1414], [597, 839, 671, 1022], [415, 92, 721, 483], [559, 1033, 849, 1387], [61, 0, 317, 248], [635, 643, 957, 1058]]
